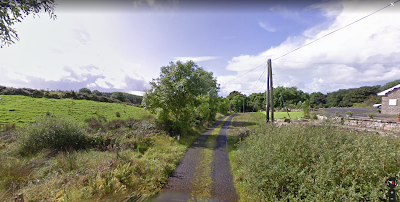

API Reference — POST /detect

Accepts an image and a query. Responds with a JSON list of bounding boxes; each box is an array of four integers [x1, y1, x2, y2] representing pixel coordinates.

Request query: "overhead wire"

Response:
[[220, 0, 399, 86]]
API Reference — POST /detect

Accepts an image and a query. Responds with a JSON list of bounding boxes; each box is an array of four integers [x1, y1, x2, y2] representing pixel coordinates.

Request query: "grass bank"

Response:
[[0, 95, 149, 128], [0, 104, 217, 201], [229, 113, 400, 201]]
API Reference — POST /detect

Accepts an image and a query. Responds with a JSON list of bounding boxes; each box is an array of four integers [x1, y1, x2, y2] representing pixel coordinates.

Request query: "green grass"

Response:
[[228, 114, 400, 201], [0, 95, 149, 128], [0, 95, 219, 201], [260, 111, 303, 119]]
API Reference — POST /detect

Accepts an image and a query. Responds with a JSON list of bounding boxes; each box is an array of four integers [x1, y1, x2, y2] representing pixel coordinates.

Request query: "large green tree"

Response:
[[0, 0, 57, 48], [142, 60, 219, 134]]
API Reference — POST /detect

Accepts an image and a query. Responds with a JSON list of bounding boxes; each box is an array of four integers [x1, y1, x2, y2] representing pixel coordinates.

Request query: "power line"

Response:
[[222, 61, 267, 85], [221, 0, 399, 86], [272, 0, 400, 61], [275, 61, 400, 64]]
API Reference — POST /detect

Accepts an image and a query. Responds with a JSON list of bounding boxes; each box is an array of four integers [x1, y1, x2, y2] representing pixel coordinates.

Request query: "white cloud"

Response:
[[220, 0, 400, 96], [0, 12, 147, 94], [258, 22, 277, 32], [174, 56, 219, 63]]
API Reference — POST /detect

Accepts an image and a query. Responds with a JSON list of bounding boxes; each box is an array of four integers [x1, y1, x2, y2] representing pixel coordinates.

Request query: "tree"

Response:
[[230, 95, 244, 112], [79, 88, 91, 94], [0, 0, 57, 48], [111, 92, 126, 102], [217, 97, 229, 114], [310, 92, 326, 108], [380, 79, 400, 91], [92, 90, 103, 96], [142, 60, 219, 134]]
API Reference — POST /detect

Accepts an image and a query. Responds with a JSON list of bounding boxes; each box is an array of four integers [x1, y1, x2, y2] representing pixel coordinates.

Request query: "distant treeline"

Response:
[[0, 86, 143, 105], [224, 79, 400, 112]]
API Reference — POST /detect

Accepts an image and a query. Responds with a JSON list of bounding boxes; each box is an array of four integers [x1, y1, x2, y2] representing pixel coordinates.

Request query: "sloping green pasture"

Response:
[[0, 95, 149, 128]]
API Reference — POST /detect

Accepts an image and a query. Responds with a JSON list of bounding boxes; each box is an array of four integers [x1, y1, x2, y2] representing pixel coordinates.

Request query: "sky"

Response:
[[1, 0, 400, 97]]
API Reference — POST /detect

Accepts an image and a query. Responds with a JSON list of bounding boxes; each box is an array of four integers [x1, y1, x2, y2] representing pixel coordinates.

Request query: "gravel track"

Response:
[[155, 114, 238, 202]]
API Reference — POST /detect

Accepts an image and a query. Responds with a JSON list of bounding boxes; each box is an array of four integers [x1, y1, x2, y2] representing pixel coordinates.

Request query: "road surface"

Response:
[[154, 114, 239, 202]]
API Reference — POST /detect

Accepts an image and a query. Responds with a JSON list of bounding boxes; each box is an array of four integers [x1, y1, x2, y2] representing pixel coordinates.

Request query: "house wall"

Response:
[[382, 88, 400, 115]]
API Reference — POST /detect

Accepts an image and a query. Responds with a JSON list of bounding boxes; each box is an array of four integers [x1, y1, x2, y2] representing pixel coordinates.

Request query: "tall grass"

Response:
[[16, 115, 88, 155], [233, 123, 400, 201]]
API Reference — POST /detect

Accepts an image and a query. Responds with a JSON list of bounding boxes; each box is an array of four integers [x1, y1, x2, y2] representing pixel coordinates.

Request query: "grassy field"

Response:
[[0, 95, 149, 128], [260, 111, 304, 119], [228, 112, 400, 201], [0, 95, 216, 201]]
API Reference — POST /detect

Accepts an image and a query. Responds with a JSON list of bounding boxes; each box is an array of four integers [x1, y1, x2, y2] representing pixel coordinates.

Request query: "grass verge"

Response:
[[229, 113, 400, 201], [0, 112, 215, 201]]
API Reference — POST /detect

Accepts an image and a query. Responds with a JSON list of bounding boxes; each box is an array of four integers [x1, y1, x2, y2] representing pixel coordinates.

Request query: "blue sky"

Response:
[[1, 0, 399, 96]]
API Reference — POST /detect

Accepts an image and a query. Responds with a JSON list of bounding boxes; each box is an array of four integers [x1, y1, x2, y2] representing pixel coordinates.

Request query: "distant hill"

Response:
[[0, 86, 143, 105]]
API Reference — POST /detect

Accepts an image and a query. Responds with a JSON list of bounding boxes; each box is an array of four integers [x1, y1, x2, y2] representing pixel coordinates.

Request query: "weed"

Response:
[[232, 121, 400, 201], [16, 115, 88, 155]]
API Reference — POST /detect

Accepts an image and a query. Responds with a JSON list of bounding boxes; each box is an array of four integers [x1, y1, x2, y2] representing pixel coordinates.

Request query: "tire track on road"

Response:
[[155, 114, 238, 202]]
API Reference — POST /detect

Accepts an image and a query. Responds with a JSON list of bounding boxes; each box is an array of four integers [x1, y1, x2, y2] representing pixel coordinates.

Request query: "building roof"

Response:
[[377, 83, 400, 96]]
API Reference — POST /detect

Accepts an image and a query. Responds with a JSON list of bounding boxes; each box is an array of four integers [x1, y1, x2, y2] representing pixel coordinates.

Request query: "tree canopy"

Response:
[[142, 60, 219, 134], [0, 0, 57, 48]]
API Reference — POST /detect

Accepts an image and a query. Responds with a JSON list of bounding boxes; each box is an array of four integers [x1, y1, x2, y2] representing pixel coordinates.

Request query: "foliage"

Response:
[[142, 60, 219, 134], [92, 90, 103, 96], [380, 79, 400, 91], [345, 111, 354, 117], [248, 92, 265, 112], [326, 86, 380, 108], [309, 92, 326, 108], [273, 86, 309, 110], [0, 0, 57, 48], [16, 115, 88, 155], [367, 113, 375, 119], [227, 91, 245, 100], [111, 92, 126, 102], [230, 95, 244, 112], [310, 113, 317, 120], [79, 88, 92, 94], [233, 123, 400, 201], [217, 97, 229, 114], [302, 99, 310, 118]]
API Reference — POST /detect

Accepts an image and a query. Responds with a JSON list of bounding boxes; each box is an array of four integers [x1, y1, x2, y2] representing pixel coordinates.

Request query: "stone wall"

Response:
[[317, 114, 400, 132], [344, 118, 400, 131], [381, 88, 400, 115]]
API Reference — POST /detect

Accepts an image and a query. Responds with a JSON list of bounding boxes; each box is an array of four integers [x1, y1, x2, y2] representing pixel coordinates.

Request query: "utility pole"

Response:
[[266, 59, 274, 123], [266, 62, 270, 123], [243, 97, 245, 113], [269, 60, 274, 122]]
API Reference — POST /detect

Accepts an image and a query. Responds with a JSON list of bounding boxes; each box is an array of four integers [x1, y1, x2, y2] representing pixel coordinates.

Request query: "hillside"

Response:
[[0, 95, 150, 128]]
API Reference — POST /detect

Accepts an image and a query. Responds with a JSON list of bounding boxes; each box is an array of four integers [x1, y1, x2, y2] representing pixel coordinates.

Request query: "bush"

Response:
[[116, 112, 121, 117], [345, 111, 354, 117], [367, 113, 374, 119], [234, 123, 400, 201], [310, 113, 317, 120], [16, 115, 88, 155]]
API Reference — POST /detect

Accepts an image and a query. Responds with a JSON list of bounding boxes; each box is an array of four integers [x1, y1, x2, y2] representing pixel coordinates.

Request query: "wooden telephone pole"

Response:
[[266, 59, 274, 123]]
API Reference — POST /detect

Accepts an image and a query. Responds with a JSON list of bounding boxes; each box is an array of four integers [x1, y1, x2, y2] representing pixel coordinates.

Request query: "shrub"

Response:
[[116, 112, 121, 117], [367, 113, 374, 119], [310, 113, 317, 120], [345, 111, 354, 117], [16, 115, 88, 155], [234, 123, 400, 201], [377, 109, 381, 113], [334, 111, 342, 117]]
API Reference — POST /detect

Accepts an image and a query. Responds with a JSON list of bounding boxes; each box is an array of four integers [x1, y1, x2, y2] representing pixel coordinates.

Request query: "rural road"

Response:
[[153, 114, 239, 202]]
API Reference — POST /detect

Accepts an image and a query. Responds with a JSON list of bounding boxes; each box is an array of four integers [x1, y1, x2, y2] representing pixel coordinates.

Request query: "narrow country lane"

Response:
[[155, 114, 239, 202]]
